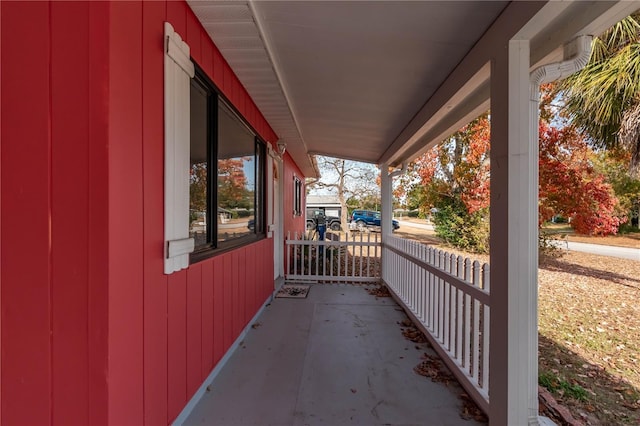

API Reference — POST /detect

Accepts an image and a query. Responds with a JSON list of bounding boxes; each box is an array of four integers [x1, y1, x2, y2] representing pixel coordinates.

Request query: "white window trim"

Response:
[[164, 22, 195, 274], [293, 176, 302, 217]]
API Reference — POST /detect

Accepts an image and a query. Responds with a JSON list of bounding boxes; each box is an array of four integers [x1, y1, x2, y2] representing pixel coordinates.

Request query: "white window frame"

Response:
[[164, 22, 195, 274], [293, 176, 303, 217]]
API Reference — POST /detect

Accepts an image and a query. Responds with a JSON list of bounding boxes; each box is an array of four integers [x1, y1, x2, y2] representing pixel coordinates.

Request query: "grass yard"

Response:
[[538, 252, 640, 424], [395, 223, 640, 424]]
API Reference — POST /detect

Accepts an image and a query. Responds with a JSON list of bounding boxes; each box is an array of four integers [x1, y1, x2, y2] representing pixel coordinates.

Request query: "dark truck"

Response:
[[306, 208, 342, 231]]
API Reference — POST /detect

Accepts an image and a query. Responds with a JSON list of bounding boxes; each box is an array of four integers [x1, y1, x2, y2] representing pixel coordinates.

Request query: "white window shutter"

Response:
[[164, 22, 195, 274]]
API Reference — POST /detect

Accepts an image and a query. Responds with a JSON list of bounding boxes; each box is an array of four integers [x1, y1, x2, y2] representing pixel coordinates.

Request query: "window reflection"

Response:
[[190, 78, 209, 248], [217, 102, 256, 242]]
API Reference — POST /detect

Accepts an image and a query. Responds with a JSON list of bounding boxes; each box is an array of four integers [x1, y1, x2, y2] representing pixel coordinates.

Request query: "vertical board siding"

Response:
[[0, 3, 52, 424], [51, 2, 90, 424], [186, 265, 203, 397], [1, 0, 284, 424], [167, 1, 187, 36], [223, 254, 233, 350], [87, 2, 111, 424], [246, 244, 257, 319], [108, 2, 145, 424], [185, 10, 201, 65], [213, 258, 225, 365], [201, 36, 214, 83], [167, 271, 188, 421], [238, 249, 247, 331], [232, 251, 241, 337], [201, 261, 215, 377], [142, 1, 169, 425]]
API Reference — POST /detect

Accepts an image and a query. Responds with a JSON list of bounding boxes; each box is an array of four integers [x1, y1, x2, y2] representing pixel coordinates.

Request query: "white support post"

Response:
[[380, 162, 392, 284], [380, 163, 393, 239], [489, 39, 535, 425]]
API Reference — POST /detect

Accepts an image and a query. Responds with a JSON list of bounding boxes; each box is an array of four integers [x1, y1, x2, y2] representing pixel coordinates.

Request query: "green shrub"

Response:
[[431, 197, 489, 254], [618, 223, 640, 234], [538, 230, 566, 257]]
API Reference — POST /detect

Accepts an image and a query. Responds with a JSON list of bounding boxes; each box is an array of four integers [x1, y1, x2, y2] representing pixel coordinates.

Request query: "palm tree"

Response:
[[558, 12, 640, 175]]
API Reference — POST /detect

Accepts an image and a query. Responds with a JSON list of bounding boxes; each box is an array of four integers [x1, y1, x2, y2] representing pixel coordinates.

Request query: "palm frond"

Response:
[[558, 12, 640, 158]]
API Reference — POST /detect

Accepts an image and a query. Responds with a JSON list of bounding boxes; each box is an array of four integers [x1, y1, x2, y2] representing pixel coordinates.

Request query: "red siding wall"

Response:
[[283, 153, 307, 236], [1, 2, 111, 425], [1, 1, 289, 425]]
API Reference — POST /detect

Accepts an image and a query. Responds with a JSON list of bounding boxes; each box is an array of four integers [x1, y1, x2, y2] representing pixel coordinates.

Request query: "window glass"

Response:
[[293, 177, 302, 216], [190, 77, 210, 249], [217, 102, 256, 242], [187, 65, 266, 261]]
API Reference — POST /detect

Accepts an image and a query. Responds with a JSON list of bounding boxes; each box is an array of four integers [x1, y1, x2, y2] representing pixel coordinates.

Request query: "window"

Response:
[[293, 177, 302, 216], [189, 66, 266, 260]]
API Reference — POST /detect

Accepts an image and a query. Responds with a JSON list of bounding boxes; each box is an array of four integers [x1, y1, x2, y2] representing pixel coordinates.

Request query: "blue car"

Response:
[[350, 210, 399, 232]]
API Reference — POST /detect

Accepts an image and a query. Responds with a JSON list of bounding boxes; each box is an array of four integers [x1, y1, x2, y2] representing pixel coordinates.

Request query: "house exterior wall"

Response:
[[283, 152, 307, 236], [0, 1, 295, 425], [1, 2, 110, 425]]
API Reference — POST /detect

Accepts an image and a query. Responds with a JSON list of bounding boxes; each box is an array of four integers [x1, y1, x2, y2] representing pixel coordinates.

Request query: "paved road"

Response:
[[566, 241, 639, 261], [398, 220, 639, 261], [397, 220, 434, 231]]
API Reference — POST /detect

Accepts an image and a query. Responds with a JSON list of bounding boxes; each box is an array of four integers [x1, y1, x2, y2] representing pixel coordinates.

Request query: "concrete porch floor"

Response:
[[184, 284, 485, 426]]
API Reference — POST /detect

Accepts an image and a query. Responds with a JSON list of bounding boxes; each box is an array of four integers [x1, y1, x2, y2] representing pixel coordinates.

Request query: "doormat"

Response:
[[276, 284, 310, 299]]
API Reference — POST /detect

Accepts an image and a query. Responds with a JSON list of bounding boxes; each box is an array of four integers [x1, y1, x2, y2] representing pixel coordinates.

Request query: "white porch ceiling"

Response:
[[189, 1, 639, 177]]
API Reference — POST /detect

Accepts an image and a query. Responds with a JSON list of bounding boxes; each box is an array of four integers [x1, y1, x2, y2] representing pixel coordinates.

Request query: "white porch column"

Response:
[[380, 163, 393, 239], [489, 39, 538, 425]]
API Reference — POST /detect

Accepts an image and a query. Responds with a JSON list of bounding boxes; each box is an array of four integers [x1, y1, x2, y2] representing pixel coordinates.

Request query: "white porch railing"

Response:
[[285, 231, 381, 283], [382, 235, 491, 414]]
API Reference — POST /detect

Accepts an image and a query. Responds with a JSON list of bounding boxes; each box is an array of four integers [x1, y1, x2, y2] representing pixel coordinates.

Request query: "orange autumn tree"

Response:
[[218, 157, 251, 211], [409, 114, 491, 253], [538, 121, 624, 235], [401, 111, 624, 252]]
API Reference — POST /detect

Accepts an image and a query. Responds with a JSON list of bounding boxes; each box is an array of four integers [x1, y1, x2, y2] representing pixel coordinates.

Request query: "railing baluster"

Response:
[[456, 256, 464, 362], [482, 263, 490, 391], [472, 260, 481, 382], [437, 250, 444, 343], [464, 258, 472, 371], [443, 252, 450, 350], [366, 233, 371, 278], [449, 254, 457, 353]]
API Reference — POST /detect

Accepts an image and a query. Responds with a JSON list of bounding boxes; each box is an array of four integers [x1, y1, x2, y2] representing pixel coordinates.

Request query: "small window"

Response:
[[293, 177, 302, 216], [189, 65, 266, 261]]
